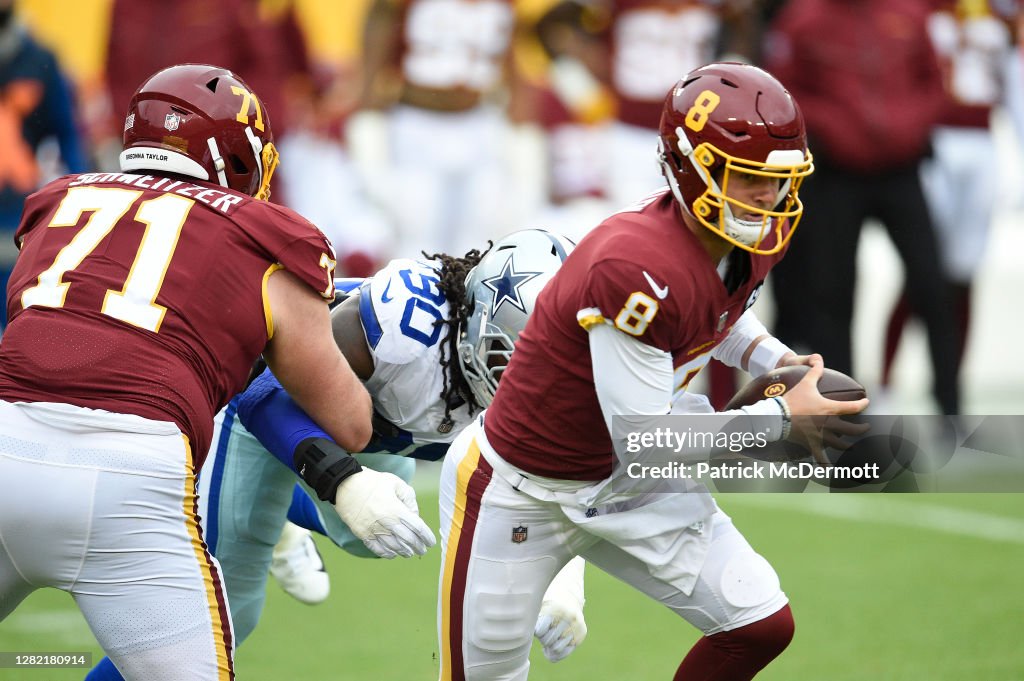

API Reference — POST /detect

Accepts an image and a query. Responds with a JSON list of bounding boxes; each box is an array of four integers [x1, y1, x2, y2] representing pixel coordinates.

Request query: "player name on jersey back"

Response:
[[68, 172, 244, 214]]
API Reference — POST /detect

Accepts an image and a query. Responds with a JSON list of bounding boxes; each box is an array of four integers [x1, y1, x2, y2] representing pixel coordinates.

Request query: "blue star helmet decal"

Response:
[[481, 254, 542, 315]]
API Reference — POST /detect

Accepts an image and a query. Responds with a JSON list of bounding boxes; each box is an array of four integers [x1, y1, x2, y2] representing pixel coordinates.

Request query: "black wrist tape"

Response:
[[293, 437, 363, 502]]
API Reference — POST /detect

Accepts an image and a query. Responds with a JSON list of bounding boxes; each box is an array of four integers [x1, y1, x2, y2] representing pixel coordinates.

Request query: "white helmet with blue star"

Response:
[[457, 228, 576, 406]]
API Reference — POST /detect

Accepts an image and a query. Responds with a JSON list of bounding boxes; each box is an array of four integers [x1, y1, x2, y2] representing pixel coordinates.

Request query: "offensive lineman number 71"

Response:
[[21, 186, 335, 333], [21, 186, 190, 333]]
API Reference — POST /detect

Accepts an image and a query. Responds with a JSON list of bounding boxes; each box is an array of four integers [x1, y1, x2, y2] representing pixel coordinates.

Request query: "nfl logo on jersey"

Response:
[[511, 525, 528, 544]]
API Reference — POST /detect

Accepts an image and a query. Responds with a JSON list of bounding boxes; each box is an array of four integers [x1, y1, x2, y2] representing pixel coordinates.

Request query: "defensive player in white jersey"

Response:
[[436, 63, 868, 681], [85, 229, 584, 681]]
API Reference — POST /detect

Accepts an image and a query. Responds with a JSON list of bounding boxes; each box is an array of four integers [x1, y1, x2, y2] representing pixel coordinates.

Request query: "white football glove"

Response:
[[534, 556, 587, 662], [333, 468, 436, 559]]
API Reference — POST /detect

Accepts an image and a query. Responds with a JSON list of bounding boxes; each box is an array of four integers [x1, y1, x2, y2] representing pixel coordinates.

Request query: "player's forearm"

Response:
[[236, 369, 332, 474], [711, 309, 792, 375], [271, 350, 373, 453], [237, 370, 372, 507], [265, 269, 374, 452]]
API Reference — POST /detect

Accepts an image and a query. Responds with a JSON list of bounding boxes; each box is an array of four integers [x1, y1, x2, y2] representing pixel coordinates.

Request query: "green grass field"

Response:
[[2, 492, 1023, 681]]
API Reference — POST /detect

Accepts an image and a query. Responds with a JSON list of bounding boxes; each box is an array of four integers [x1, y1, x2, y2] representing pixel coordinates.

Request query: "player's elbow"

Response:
[[335, 388, 374, 453], [343, 428, 373, 454], [345, 398, 375, 452]]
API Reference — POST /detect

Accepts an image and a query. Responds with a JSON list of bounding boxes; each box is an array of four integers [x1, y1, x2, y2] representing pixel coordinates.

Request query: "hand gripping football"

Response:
[[724, 366, 901, 489], [723, 365, 866, 466], [725, 365, 866, 410]]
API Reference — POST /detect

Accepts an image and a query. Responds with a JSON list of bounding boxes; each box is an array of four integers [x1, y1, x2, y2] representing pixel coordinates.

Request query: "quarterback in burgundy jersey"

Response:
[[0, 64, 431, 681], [488, 189, 787, 480], [436, 63, 867, 681]]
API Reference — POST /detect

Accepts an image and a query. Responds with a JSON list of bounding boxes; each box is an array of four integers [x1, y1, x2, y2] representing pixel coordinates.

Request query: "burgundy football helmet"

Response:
[[658, 62, 813, 255], [119, 64, 279, 200]]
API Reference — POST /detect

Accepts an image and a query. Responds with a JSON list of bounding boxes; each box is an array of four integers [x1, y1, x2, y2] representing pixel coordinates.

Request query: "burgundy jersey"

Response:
[[486, 189, 786, 480], [0, 172, 336, 463], [608, 0, 734, 128]]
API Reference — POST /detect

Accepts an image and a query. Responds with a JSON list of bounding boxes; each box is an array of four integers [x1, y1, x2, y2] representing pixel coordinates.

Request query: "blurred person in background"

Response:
[[250, 1, 397, 278], [764, 0, 962, 414], [511, 0, 616, 241], [575, 0, 761, 208], [273, 51, 397, 279], [878, 0, 1022, 406], [275, 65, 396, 277], [101, 0, 263, 156], [350, 0, 526, 259], [0, 0, 88, 327]]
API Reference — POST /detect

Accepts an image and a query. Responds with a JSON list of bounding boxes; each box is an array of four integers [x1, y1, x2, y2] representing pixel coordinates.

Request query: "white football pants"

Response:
[[0, 400, 234, 681], [437, 417, 788, 681]]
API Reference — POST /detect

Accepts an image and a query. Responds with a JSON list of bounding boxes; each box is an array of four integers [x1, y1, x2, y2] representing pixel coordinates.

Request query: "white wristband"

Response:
[[749, 336, 792, 377]]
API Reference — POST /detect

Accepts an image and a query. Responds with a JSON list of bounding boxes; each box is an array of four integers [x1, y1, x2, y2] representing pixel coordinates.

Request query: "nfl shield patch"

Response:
[[511, 525, 528, 544], [164, 112, 181, 131]]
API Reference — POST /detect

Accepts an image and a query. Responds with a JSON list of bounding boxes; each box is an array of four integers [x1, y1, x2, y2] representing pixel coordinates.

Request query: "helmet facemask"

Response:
[[246, 126, 279, 201], [457, 298, 515, 408], [662, 128, 813, 255]]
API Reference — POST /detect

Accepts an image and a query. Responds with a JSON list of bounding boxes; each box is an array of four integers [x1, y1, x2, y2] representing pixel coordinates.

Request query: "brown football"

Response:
[[722, 365, 880, 484], [725, 365, 866, 410]]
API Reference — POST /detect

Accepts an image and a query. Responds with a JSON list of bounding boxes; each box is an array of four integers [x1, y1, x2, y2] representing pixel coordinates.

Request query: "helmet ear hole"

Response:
[[228, 154, 248, 174], [668, 148, 684, 170]]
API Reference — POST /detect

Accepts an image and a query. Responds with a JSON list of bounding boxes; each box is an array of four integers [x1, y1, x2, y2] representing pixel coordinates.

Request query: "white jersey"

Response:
[[357, 258, 476, 460]]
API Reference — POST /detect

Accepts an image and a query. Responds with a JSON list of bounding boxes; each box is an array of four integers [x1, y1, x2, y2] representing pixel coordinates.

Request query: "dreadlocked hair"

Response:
[[422, 243, 492, 430]]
